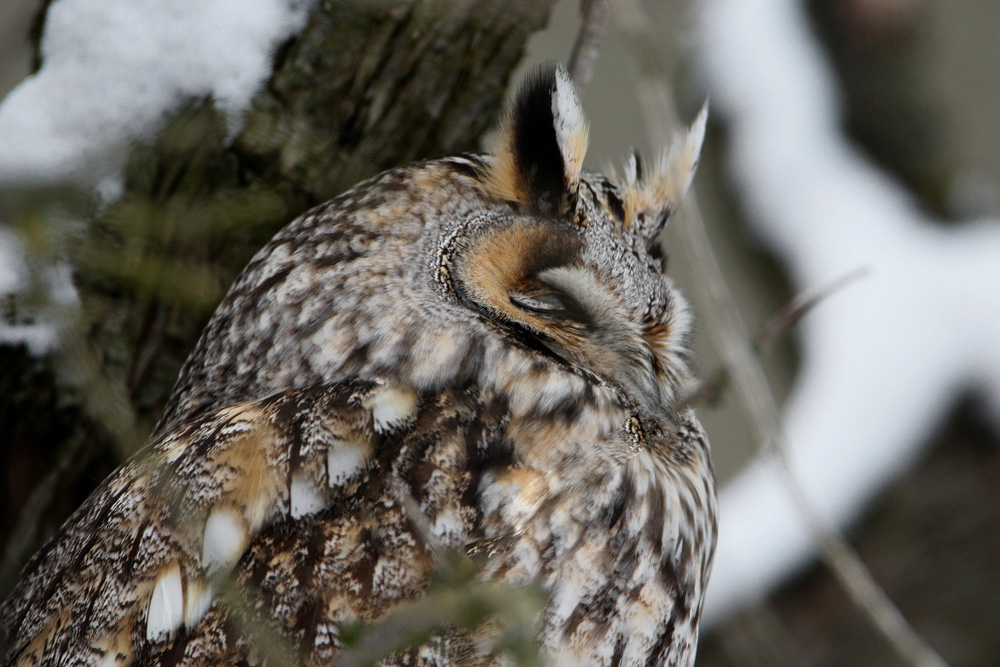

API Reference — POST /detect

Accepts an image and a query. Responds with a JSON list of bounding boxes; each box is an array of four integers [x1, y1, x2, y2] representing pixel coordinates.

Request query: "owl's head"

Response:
[[163, 64, 705, 438], [437, 65, 705, 422]]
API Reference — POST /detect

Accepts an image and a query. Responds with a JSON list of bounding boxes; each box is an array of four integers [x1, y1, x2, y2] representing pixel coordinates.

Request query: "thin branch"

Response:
[[607, 1, 948, 665], [567, 0, 610, 94], [679, 268, 869, 408], [755, 267, 868, 353]]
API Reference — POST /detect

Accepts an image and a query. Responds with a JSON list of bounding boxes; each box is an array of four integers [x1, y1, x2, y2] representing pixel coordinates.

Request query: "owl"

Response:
[[0, 65, 715, 667]]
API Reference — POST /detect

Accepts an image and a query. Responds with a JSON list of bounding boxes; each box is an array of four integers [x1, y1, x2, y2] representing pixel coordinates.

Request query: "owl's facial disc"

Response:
[[448, 219, 670, 421], [517, 262, 668, 419]]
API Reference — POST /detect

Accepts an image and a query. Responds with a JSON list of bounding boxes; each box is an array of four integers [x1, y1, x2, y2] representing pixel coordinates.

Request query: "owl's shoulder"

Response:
[[1, 381, 497, 666]]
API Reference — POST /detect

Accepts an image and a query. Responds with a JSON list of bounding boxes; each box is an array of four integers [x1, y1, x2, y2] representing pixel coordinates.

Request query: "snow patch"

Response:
[[0, 0, 316, 355], [0, 0, 316, 185], [0, 226, 71, 355]]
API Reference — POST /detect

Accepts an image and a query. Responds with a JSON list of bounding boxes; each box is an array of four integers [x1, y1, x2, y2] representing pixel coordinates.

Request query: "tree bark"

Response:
[[0, 0, 555, 604]]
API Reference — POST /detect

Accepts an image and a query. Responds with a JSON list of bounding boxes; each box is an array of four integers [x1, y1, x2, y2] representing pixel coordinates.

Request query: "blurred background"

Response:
[[528, 3, 1000, 663], [2, 0, 999, 664]]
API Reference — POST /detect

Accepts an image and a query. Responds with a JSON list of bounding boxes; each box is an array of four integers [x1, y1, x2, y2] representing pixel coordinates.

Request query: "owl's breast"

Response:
[[475, 407, 716, 667]]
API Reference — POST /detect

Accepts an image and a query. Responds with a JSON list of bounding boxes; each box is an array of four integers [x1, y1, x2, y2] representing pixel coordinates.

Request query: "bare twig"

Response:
[[755, 268, 869, 352], [680, 268, 869, 408], [608, 1, 948, 665], [568, 0, 610, 93]]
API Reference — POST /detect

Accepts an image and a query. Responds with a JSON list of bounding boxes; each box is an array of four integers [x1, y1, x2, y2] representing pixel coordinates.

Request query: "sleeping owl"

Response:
[[0, 65, 715, 667]]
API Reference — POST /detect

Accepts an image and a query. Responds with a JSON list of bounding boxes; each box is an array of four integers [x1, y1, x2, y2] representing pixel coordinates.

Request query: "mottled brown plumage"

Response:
[[1, 65, 715, 667]]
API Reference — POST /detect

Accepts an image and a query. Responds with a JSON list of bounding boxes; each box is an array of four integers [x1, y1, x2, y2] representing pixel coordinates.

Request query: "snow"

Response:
[[0, 0, 316, 354], [0, 227, 64, 355], [697, 0, 1000, 624], [0, 0, 315, 185]]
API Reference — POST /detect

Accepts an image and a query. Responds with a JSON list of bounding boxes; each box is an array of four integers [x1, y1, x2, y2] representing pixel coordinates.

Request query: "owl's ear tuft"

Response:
[[622, 102, 707, 239], [485, 64, 589, 218]]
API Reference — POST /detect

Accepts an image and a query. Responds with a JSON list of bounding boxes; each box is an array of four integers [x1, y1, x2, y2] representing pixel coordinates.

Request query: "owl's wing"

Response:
[[1, 380, 484, 666]]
